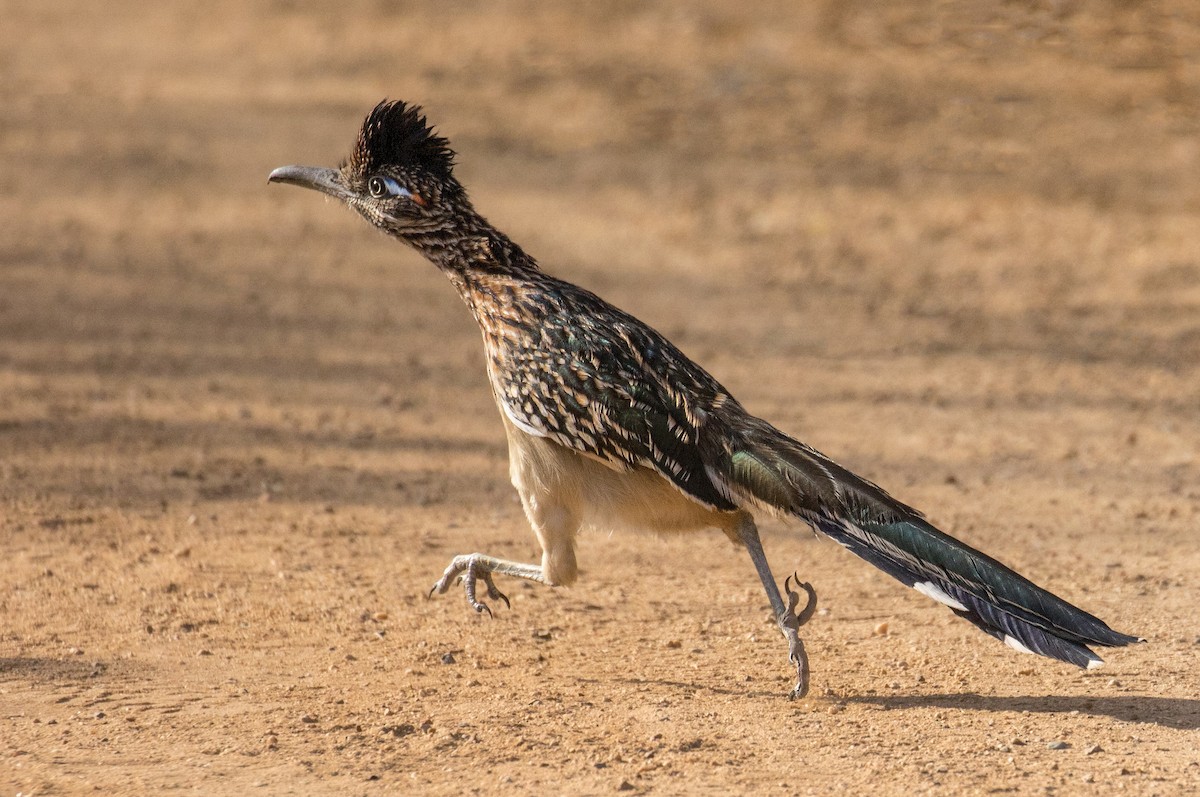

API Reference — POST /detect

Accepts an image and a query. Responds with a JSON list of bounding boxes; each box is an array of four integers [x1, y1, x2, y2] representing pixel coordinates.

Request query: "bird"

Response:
[[268, 100, 1141, 699]]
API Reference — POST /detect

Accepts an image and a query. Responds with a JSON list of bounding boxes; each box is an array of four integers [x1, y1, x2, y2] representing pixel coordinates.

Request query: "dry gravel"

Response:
[[3, 2, 1199, 795]]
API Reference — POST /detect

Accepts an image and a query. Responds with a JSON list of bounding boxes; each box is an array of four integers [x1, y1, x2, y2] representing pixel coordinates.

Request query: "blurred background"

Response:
[[2, 2, 1198, 794], [4, 1, 1198, 502]]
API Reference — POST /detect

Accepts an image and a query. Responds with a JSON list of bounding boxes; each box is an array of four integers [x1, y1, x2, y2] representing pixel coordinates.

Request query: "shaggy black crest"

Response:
[[350, 100, 456, 178]]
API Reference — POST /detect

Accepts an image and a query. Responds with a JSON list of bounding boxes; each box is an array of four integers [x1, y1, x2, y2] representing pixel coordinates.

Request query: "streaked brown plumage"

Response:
[[269, 100, 1140, 699]]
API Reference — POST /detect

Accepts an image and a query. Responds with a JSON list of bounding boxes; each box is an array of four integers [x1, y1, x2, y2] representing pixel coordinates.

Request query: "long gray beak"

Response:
[[268, 165, 352, 201]]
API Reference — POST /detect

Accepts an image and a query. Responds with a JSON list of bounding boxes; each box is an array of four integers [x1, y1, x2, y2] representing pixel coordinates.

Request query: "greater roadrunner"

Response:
[[269, 100, 1140, 698]]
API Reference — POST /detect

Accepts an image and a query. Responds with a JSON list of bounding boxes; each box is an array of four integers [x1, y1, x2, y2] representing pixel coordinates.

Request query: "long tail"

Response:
[[722, 417, 1142, 668]]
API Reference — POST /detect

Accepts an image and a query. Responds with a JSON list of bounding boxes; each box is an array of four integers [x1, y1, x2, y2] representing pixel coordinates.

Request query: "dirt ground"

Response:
[[2, 2, 1199, 795]]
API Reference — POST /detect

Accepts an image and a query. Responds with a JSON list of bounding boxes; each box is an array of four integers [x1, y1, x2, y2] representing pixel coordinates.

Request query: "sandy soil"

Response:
[[3, 2, 1199, 795]]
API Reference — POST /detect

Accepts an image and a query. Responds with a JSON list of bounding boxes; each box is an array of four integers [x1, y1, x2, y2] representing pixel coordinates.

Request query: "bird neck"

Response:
[[398, 204, 537, 278], [399, 203, 542, 300]]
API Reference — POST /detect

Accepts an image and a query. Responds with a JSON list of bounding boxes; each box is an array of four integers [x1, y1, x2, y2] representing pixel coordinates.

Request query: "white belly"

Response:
[[501, 414, 733, 537]]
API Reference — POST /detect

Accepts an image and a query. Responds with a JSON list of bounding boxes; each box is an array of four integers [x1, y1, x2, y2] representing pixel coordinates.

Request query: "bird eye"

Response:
[[368, 176, 389, 198], [367, 175, 414, 200]]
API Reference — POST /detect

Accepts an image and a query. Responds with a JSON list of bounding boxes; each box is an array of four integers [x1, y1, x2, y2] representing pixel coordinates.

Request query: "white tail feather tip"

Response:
[[913, 581, 968, 612], [1002, 634, 1036, 656]]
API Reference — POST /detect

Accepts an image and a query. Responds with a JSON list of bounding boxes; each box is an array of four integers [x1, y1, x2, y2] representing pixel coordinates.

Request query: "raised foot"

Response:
[[429, 554, 511, 617], [782, 574, 818, 700]]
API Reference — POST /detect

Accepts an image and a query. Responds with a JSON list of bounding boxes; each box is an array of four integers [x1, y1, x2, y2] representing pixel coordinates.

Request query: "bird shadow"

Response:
[[842, 692, 1200, 731], [0, 656, 119, 683], [599, 675, 786, 700], [599, 675, 1200, 730]]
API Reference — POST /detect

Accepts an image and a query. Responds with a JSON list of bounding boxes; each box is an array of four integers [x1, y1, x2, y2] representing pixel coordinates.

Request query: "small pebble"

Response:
[[617, 781, 635, 792], [300, 714, 318, 724], [1047, 740, 1070, 750], [1085, 744, 1103, 755], [441, 652, 456, 665], [873, 622, 889, 636]]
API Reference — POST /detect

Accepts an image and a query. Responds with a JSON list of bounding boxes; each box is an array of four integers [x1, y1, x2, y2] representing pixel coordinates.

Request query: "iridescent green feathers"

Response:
[[722, 419, 1141, 665]]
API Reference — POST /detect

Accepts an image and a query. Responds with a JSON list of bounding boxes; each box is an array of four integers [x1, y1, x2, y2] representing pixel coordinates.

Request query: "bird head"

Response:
[[269, 100, 462, 238]]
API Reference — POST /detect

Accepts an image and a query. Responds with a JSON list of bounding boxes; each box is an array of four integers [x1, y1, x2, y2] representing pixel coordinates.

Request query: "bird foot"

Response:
[[429, 554, 511, 616], [785, 574, 818, 627], [781, 574, 817, 700]]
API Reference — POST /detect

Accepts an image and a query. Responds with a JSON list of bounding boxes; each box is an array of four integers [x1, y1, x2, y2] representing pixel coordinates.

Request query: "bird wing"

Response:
[[488, 283, 738, 512]]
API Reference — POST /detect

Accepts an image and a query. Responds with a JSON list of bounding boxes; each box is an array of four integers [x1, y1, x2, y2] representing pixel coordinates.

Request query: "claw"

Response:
[[429, 554, 508, 618], [479, 570, 511, 610], [461, 561, 498, 617], [784, 574, 818, 628], [429, 562, 461, 599], [779, 574, 816, 699]]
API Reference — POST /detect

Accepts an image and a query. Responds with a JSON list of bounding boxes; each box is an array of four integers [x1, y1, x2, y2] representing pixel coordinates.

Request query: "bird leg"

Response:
[[429, 553, 546, 616], [735, 514, 818, 699]]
